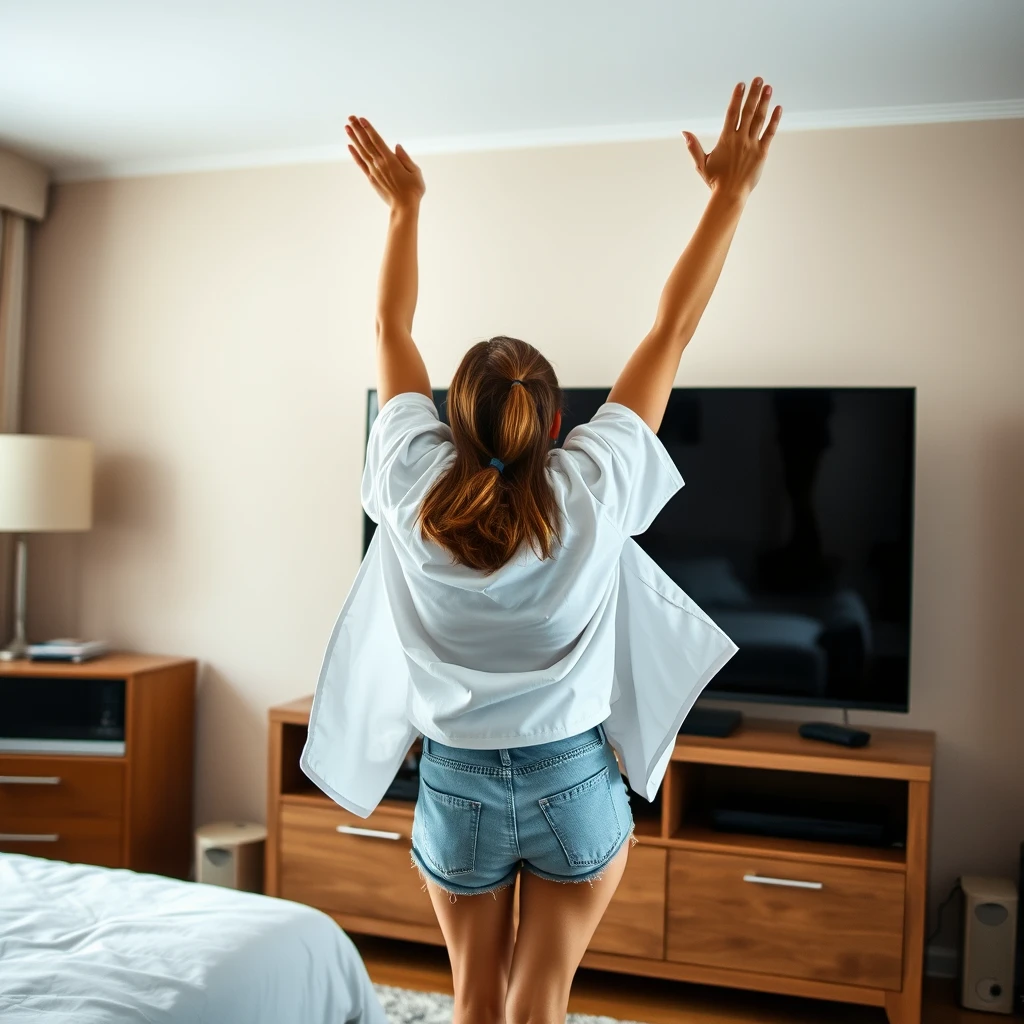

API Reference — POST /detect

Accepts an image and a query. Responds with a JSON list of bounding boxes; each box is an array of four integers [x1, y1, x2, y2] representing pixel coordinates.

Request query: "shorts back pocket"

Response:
[[412, 778, 482, 877], [539, 766, 622, 868]]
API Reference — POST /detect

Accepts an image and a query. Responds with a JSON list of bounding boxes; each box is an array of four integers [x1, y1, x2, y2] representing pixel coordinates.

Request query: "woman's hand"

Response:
[[345, 115, 425, 212], [682, 79, 782, 200]]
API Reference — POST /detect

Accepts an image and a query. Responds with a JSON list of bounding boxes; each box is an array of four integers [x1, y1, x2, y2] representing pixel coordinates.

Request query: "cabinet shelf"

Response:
[[668, 824, 906, 872], [671, 719, 933, 782]]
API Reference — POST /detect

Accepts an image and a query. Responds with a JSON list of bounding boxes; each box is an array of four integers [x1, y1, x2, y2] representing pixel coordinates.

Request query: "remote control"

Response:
[[798, 722, 871, 748]]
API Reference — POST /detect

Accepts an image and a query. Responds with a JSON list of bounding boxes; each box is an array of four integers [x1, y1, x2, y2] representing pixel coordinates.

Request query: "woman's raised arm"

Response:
[[346, 116, 431, 407], [607, 79, 782, 432]]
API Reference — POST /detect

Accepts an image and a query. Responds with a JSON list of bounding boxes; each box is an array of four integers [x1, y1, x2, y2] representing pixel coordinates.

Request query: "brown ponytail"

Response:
[[419, 336, 562, 574]]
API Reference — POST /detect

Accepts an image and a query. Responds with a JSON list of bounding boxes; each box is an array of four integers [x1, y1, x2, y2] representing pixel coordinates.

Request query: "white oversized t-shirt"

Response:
[[361, 392, 683, 746], [301, 391, 737, 817]]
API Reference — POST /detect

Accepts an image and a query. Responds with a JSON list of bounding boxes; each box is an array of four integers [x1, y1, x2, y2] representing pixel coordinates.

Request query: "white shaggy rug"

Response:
[[374, 984, 647, 1024]]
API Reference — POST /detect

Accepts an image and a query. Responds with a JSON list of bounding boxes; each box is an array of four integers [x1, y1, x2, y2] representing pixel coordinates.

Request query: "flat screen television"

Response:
[[364, 387, 915, 713]]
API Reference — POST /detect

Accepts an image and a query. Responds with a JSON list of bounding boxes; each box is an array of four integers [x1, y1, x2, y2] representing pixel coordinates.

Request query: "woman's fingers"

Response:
[[345, 122, 375, 166], [760, 105, 783, 150], [750, 84, 772, 139], [722, 81, 745, 134], [348, 144, 384, 193], [739, 77, 764, 132], [682, 132, 708, 179], [358, 118, 392, 160], [347, 116, 382, 164], [348, 144, 389, 202], [347, 143, 372, 179], [394, 143, 417, 173]]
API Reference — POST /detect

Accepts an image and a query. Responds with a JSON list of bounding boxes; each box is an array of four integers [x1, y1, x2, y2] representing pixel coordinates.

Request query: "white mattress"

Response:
[[0, 853, 389, 1024]]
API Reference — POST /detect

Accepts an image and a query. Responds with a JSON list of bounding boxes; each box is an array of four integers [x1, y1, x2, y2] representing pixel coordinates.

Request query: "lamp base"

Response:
[[1, 535, 30, 661], [0, 638, 30, 661]]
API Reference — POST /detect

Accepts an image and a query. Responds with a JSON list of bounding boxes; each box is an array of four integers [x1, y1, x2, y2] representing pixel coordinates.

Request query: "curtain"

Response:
[[0, 147, 47, 641], [0, 210, 30, 638]]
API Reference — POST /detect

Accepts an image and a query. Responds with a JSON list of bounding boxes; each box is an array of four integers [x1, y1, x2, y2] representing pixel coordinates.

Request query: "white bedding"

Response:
[[0, 853, 388, 1024]]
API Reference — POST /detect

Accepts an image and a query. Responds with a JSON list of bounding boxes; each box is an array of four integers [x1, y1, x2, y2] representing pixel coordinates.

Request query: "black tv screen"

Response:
[[364, 387, 915, 713]]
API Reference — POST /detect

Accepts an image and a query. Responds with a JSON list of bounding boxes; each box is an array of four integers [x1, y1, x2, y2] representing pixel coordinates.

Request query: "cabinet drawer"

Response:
[[667, 850, 905, 989], [0, 816, 122, 867], [278, 801, 436, 929], [0, 757, 124, 820], [590, 845, 666, 959]]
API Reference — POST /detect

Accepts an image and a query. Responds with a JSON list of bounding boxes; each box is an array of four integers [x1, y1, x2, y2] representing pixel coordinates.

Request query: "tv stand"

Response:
[[679, 706, 742, 738], [267, 703, 934, 1024]]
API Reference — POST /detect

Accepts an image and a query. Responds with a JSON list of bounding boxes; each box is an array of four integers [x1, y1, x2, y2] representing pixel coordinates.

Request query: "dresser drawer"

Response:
[[0, 816, 122, 867], [278, 801, 436, 929], [667, 850, 905, 989], [0, 757, 124, 820], [590, 845, 666, 959]]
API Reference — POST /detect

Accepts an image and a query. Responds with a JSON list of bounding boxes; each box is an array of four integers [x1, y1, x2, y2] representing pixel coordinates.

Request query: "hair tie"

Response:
[[510, 379, 524, 387], [489, 457, 505, 473]]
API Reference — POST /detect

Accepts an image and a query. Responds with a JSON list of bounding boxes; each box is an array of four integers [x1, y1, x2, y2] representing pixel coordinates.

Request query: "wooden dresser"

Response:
[[0, 654, 197, 878], [266, 696, 933, 1024]]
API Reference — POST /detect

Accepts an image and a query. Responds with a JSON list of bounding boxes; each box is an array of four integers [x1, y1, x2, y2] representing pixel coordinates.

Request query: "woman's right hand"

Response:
[[682, 79, 782, 200], [346, 115, 425, 213]]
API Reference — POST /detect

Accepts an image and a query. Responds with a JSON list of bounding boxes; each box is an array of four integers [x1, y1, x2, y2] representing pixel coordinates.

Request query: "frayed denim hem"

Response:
[[410, 825, 636, 898], [520, 825, 637, 888], [409, 848, 519, 901]]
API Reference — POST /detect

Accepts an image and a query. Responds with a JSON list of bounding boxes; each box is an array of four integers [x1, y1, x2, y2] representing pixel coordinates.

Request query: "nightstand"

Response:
[[0, 654, 197, 878]]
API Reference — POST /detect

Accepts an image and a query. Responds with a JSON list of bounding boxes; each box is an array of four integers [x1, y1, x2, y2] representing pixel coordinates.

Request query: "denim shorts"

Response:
[[411, 723, 634, 896]]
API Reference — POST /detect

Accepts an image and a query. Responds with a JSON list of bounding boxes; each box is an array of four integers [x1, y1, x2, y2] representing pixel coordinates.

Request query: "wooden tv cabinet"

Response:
[[266, 697, 933, 1024]]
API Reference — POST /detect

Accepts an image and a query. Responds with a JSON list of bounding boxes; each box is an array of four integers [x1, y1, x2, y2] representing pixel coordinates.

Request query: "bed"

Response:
[[0, 853, 389, 1024]]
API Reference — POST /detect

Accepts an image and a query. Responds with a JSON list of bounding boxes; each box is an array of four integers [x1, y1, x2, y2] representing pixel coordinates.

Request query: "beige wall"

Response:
[[25, 120, 1024, 933]]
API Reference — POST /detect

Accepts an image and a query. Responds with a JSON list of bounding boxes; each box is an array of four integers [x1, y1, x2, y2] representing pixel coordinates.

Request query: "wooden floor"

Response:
[[354, 935, 1005, 1024]]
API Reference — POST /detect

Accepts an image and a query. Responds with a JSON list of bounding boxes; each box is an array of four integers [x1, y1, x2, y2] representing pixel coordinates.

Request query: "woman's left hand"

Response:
[[346, 115, 425, 212]]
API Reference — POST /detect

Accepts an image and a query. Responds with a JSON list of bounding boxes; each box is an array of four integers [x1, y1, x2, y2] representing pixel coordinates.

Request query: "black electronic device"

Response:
[[711, 797, 893, 848], [366, 386, 917, 715], [0, 675, 125, 755], [799, 721, 872, 748], [679, 706, 742, 738]]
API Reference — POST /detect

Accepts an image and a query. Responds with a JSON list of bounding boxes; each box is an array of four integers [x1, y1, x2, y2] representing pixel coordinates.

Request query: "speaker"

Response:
[[195, 821, 266, 892], [960, 875, 1018, 1013], [1016, 843, 1024, 1013]]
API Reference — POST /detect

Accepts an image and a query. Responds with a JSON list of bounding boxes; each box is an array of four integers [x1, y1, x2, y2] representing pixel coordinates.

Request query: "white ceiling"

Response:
[[1, 0, 1022, 181]]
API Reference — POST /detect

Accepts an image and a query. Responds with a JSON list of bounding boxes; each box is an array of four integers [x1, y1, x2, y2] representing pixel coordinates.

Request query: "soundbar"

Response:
[[711, 799, 894, 848]]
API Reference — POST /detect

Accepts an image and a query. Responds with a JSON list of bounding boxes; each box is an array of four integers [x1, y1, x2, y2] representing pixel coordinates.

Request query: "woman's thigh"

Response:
[[423, 875, 516, 1024], [506, 841, 630, 1023], [412, 744, 520, 1021]]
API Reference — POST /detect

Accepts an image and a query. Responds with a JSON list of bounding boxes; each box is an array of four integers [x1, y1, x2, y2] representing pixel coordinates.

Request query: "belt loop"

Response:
[[420, 735, 430, 757], [597, 722, 607, 745], [499, 747, 511, 767]]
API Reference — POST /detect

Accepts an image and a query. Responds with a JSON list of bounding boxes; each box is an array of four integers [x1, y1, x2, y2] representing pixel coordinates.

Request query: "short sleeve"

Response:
[[561, 402, 683, 536], [361, 392, 452, 524]]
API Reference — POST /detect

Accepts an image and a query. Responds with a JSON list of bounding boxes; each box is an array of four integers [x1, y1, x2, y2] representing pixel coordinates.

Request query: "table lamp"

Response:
[[0, 435, 93, 661]]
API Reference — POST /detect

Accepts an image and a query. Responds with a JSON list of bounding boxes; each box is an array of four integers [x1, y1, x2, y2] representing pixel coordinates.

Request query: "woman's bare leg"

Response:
[[424, 878, 517, 1024], [504, 841, 629, 1023]]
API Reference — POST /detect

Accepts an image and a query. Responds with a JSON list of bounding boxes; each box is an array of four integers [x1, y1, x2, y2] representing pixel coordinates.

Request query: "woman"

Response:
[[328, 79, 780, 1024]]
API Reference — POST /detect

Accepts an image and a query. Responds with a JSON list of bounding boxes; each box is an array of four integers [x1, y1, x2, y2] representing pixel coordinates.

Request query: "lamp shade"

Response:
[[0, 435, 93, 532]]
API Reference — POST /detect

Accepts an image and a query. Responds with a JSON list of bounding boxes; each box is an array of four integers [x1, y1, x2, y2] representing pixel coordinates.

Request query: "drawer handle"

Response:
[[336, 825, 403, 841], [0, 833, 60, 842], [0, 775, 62, 785], [743, 873, 823, 891]]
